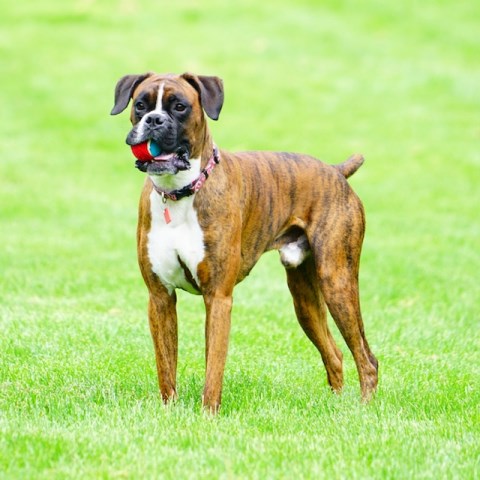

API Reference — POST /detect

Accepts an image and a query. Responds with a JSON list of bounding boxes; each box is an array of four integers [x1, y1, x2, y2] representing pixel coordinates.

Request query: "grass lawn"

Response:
[[1, 0, 479, 478]]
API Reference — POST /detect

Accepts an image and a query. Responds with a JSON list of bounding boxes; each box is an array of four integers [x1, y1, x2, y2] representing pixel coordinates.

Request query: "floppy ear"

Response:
[[181, 73, 224, 120], [110, 73, 152, 115]]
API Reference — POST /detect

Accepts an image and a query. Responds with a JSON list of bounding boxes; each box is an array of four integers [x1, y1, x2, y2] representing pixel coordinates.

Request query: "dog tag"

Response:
[[164, 207, 172, 224]]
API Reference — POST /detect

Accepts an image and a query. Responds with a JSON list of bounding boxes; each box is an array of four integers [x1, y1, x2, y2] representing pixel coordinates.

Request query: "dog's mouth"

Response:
[[133, 143, 191, 176]]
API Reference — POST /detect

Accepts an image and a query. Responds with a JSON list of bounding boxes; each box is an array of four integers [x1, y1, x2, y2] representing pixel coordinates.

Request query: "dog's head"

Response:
[[111, 72, 224, 175]]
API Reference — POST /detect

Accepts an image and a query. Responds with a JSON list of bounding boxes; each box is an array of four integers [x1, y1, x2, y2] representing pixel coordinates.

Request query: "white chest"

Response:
[[147, 190, 205, 294]]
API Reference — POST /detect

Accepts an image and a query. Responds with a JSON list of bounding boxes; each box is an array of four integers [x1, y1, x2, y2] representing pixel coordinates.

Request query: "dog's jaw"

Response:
[[149, 157, 201, 191]]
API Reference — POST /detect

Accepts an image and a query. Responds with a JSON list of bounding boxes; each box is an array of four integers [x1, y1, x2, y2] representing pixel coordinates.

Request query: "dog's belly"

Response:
[[147, 191, 204, 294]]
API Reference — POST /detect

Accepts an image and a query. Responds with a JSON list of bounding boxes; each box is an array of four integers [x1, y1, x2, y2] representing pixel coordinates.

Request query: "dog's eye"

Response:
[[174, 103, 186, 112], [135, 101, 146, 111]]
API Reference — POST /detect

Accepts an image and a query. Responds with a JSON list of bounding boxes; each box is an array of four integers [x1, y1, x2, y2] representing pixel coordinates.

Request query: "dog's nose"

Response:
[[145, 113, 166, 126]]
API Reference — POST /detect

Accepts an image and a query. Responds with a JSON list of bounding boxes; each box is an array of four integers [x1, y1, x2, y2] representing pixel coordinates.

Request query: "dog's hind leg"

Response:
[[309, 206, 378, 401], [319, 268, 378, 401], [285, 257, 344, 392]]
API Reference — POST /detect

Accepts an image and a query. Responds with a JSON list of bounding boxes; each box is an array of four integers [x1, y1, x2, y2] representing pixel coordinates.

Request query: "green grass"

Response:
[[1, 0, 479, 478]]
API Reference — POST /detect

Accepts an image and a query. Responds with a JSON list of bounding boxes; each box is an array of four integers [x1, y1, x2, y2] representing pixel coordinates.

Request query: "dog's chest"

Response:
[[147, 191, 205, 294]]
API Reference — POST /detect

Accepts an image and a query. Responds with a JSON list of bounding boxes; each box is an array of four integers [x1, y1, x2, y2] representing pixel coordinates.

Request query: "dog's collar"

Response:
[[150, 146, 220, 202]]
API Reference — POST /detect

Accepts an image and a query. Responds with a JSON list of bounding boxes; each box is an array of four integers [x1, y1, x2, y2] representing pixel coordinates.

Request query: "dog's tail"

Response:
[[335, 153, 364, 178]]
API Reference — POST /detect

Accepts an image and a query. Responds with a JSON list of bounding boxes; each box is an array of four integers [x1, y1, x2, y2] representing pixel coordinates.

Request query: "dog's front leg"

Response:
[[148, 289, 178, 403], [202, 292, 233, 413]]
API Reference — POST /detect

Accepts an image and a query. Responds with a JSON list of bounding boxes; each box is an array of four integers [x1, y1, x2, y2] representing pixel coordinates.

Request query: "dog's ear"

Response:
[[182, 73, 224, 121], [111, 73, 152, 115]]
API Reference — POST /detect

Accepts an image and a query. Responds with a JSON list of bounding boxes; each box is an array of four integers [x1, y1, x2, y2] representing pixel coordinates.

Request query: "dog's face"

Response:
[[111, 72, 224, 175]]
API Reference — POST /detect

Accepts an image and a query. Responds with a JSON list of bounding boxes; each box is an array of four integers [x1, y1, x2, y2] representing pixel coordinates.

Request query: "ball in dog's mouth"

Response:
[[131, 140, 162, 161]]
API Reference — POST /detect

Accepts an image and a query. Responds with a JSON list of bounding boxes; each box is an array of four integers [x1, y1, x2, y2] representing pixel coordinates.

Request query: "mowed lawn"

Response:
[[1, 0, 479, 478]]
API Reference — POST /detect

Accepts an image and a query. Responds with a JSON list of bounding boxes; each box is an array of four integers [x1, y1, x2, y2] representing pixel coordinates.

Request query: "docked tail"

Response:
[[335, 153, 365, 178]]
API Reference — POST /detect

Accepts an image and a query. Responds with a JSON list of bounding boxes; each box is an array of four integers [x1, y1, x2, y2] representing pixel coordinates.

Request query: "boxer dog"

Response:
[[111, 72, 378, 412]]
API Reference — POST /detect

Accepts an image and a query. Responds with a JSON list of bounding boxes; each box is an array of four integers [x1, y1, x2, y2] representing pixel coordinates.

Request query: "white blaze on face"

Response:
[[155, 82, 165, 111], [135, 82, 166, 143]]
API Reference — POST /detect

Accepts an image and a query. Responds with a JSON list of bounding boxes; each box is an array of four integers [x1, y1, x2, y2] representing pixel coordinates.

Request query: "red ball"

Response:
[[131, 140, 161, 161]]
